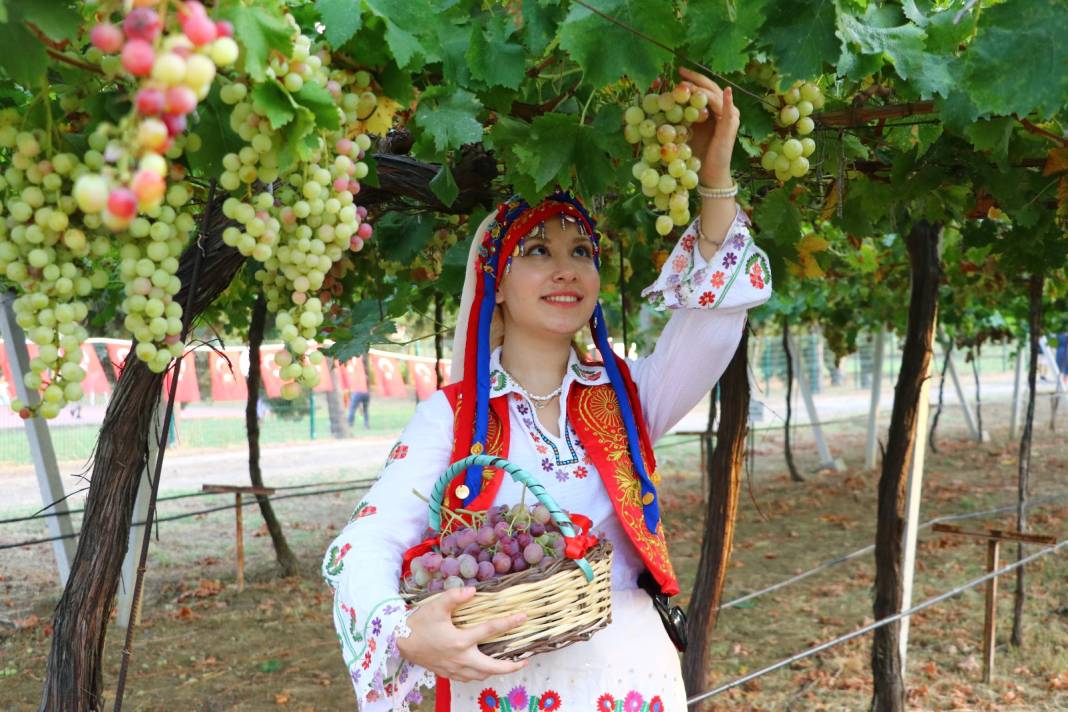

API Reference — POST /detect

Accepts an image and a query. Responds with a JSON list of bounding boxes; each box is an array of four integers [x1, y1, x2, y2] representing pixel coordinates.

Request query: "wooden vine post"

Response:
[[870, 220, 942, 712], [682, 329, 750, 705]]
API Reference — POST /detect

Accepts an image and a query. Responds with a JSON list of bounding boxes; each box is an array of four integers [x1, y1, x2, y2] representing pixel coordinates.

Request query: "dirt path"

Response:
[[0, 437, 395, 513]]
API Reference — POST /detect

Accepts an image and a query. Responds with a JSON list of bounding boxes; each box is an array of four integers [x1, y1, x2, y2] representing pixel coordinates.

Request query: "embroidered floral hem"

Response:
[[641, 204, 771, 313]]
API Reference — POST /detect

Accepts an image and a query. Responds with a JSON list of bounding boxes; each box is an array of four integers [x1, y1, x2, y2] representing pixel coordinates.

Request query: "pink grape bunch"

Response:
[[81, 1, 236, 229], [405, 503, 576, 593], [623, 81, 711, 237], [213, 17, 378, 399]]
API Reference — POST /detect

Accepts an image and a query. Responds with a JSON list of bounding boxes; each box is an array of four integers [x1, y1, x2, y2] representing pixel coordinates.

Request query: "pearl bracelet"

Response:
[[696, 182, 738, 199]]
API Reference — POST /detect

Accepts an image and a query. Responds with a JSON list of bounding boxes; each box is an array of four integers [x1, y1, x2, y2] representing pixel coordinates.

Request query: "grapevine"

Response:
[[0, 3, 398, 416]]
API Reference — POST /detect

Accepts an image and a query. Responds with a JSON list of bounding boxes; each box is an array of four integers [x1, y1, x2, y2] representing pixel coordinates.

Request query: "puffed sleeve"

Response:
[[632, 204, 772, 443], [321, 390, 454, 710]]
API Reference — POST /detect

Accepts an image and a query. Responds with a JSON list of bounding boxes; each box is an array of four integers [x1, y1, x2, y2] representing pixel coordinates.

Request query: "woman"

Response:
[[322, 69, 771, 710]]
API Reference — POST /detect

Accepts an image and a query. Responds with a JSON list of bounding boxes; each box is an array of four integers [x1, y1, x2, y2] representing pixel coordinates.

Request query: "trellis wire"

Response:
[[718, 488, 1068, 611], [0, 477, 377, 526], [687, 538, 1068, 705], [0, 481, 374, 551]]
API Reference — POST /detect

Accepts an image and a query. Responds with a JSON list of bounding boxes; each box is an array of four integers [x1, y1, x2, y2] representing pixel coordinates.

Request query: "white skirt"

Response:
[[451, 588, 687, 711]]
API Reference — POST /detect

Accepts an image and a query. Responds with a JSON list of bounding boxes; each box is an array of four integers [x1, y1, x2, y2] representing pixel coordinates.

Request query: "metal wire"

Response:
[[718, 488, 1068, 611], [687, 538, 1068, 704], [0, 481, 374, 551]]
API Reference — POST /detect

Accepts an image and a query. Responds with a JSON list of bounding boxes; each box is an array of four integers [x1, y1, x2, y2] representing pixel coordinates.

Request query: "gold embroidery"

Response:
[[572, 384, 677, 586]]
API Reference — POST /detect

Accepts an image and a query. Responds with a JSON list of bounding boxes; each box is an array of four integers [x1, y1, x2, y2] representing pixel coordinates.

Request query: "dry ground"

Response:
[[1, 398, 1067, 711]]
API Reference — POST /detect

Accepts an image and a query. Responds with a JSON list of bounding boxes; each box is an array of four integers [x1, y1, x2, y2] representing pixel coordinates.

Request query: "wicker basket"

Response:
[[401, 454, 613, 660]]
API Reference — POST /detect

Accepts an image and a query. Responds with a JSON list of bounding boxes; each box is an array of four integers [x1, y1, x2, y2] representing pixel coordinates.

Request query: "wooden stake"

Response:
[[983, 538, 1000, 684], [235, 492, 244, 592], [201, 485, 274, 593]]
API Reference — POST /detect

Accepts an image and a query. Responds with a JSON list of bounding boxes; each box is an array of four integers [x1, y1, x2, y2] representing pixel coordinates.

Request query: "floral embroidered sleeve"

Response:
[[633, 204, 772, 442], [322, 391, 455, 710]]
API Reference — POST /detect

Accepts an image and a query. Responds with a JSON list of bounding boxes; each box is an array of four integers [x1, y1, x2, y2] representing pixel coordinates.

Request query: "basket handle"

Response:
[[427, 454, 595, 582]]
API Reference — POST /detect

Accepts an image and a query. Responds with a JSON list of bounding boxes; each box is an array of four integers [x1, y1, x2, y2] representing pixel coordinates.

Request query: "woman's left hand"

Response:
[[678, 67, 740, 186]]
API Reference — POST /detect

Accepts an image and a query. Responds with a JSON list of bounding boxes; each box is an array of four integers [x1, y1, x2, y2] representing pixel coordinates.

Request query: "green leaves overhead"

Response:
[[0, 20, 45, 87], [960, 0, 1068, 119], [492, 110, 622, 204], [684, 0, 768, 74], [374, 211, 436, 264], [323, 300, 398, 362], [762, 0, 838, 86], [251, 80, 297, 131], [363, 0, 436, 69], [412, 86, 484, 154], [836, 6, 952, 97], [217, 5, 293, 82], [19, 0, 80, 43], [466, 15, 527, 90], [293, 81, 340, 131], [558, 0, 679, 90], [315, 0, 362, 48]]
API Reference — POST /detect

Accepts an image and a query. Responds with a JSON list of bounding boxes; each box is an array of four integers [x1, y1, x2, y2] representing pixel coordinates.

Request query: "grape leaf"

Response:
[[375, 211, 436, 263], [413, 86, 483, 153], [363, 0, 432, 69], [187, 85, 244, 178], [277, 106, 317, 171], [466, 15, 526, 90], [558, 0, 679, 90], [684, 0, 768, 74], [960, 0, 1068, 119], [218, 5, 293, 83], [315, 0, 363, 48], [251, 80, 296, 130], [293, 81, 340, 131], [964, 118, 1013, 164], [377, 62, 414, 105], [323, 301, 398, 362], [434, 21, 473, 87], [753, 187, 802, 245], [519, 0, 564, 55], [21, 0, 80, 42], [762, 0, 838, 86], [494, 111, 621, 202], [836, 8, 952, 97], [429, 165, 460, 207], [935, 90, 979, 133], [0, 21, 45, 87]]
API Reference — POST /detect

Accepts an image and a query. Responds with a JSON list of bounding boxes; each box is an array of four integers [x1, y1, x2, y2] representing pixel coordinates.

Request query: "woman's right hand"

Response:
[[397, 586, 529, 682]]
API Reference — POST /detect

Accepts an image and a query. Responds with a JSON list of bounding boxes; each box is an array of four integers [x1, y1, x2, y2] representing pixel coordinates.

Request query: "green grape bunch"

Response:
[[759, 80, 823, 183], [622, 80, 711, 236]]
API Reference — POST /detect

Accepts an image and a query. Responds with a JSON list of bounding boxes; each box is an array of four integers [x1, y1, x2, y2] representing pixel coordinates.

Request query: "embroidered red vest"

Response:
[[430, 369, 677, 711], [438, 379, 679, 597]]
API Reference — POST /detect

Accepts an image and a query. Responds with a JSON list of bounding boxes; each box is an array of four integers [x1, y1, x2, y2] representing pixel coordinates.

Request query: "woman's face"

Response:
[[496, 215, 600, 340]]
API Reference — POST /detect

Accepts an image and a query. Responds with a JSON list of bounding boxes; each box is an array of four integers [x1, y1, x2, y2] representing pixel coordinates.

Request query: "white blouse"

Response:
[[322, 206, 771, 710]]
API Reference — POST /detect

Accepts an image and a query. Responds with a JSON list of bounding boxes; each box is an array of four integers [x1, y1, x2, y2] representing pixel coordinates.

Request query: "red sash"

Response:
[[429, 368, 678, 712]]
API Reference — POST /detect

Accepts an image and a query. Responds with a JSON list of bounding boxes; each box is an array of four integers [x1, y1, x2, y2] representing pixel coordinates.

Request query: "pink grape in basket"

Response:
[[476, 561, 495, 581], [532, 504, 552, 525], [523, 542, 545, 565], [512, 556, 529, 572], [492, 551, 512, 574], [476, 525, 497, 546], [443, 575, 464, 590], [441, 557, 460, 577], [458, 554, 479, 579], [423, 552, 442, 572]]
